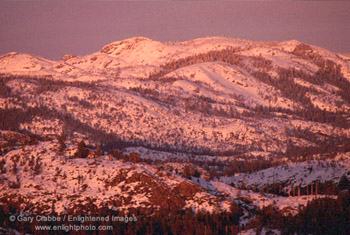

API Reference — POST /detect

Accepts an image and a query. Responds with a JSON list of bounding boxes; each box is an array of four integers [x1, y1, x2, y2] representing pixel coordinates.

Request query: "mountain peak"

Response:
[[100, 37, 156, 55]]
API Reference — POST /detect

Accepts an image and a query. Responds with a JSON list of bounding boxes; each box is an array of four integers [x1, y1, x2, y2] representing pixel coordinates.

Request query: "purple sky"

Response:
[[1, 1, 349, 60]]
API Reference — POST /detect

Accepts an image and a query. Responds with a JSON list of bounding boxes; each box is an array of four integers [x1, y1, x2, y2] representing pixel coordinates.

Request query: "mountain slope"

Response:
[[1, 37, 350, 159], [0, 138, 232, 215], [1, 36, 350, 234]]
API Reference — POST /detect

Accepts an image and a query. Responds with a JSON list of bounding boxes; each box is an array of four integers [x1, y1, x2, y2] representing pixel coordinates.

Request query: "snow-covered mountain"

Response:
[[1, 37, 350, 157], [1, 36, 350, 234]]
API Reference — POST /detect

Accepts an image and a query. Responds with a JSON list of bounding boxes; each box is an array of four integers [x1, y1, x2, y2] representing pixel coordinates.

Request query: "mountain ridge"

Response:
[[1, 37, 350, 158], [1, 36, 350, 234], [1, 37, 349, 85]]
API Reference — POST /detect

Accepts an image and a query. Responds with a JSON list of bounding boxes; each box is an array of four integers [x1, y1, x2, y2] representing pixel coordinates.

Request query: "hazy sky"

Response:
[[1, 1, 349, 60]]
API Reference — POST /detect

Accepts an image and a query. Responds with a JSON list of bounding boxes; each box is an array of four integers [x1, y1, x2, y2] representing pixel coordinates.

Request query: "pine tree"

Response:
[[338, 175, 350, 190], [75, 140, 89, 158], [183, 165, 192, 179], [57, 135, 66, 153]]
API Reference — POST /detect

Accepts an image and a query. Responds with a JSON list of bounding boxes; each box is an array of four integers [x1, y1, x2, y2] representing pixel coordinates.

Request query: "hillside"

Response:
[[1, 36, 350, 234]]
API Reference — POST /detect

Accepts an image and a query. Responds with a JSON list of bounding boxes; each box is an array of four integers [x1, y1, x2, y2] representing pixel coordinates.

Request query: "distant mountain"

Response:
[[1, 37, 349, 157], [1, 37, 350, 234]]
